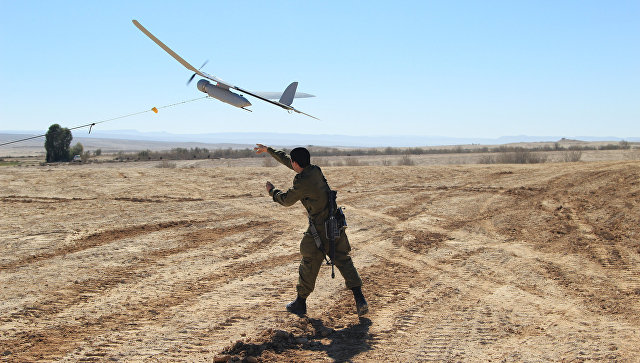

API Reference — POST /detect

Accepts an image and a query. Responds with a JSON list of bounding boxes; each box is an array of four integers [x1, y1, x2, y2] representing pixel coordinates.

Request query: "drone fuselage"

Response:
[[197, 79, 251, 109]]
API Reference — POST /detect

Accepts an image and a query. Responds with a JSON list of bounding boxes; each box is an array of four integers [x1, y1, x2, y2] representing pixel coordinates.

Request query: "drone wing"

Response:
[[132, 19, 230, 87]]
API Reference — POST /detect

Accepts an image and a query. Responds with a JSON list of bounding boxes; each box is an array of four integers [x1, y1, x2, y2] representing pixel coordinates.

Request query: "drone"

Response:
[[132, 20, 318, 119]]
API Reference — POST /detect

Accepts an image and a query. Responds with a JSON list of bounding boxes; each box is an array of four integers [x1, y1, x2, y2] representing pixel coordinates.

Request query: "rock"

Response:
[[295, 337, 308, 345], [320, 328, 333, 337], [246, 356, 258, 363], [213, 355, 231, 362], [273, 330, 289, 339]]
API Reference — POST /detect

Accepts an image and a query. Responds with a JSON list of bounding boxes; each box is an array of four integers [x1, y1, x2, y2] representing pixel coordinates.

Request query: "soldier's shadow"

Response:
[[308, 317, 373, 362], [223, 317, 373, 362]]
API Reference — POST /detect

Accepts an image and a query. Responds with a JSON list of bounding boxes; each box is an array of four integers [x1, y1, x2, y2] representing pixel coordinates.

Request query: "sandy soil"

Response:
[[1, 159, 639, 362]]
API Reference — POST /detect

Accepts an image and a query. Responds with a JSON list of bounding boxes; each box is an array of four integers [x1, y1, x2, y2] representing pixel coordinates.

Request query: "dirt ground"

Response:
[[1, 159, 639, 362]]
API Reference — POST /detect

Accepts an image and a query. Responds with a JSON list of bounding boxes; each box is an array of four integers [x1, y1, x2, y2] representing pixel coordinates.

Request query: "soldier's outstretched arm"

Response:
[[268, 148, 293, 170], [254, 143, 293, 170]]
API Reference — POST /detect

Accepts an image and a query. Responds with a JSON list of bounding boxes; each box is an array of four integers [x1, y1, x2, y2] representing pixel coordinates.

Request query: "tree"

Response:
[[44, 124, 72, 162]]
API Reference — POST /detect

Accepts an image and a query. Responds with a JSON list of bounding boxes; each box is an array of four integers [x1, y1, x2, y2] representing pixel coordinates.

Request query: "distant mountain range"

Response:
[[2, 129, 638, 148]]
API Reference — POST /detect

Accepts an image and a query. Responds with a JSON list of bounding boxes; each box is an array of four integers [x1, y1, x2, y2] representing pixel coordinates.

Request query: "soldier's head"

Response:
[[290, 147, 310, 171]]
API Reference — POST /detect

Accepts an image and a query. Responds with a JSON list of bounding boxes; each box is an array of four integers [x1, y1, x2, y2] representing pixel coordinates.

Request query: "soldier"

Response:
[[254, 144, 368, 317]]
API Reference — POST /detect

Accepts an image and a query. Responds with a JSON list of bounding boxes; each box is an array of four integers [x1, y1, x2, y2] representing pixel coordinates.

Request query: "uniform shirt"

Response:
[[267, 147, 330, 226]]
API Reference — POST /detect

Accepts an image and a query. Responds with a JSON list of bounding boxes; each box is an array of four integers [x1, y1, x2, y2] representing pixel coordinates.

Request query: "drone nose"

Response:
[[197, 79, 209, 93]]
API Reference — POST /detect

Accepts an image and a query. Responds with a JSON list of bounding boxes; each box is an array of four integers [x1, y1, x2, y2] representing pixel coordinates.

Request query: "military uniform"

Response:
[[267, 147, 363, 298]]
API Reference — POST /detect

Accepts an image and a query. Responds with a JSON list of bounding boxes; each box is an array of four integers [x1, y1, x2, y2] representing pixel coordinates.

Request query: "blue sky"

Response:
[[1, 1, 638, 139]]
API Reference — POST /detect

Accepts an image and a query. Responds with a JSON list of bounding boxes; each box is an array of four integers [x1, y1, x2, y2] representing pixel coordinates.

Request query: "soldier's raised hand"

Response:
[[254, 144, 268, 154]]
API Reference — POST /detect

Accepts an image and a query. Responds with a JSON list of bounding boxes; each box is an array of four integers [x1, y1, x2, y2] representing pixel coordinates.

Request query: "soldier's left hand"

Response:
[[266, 181, 274, 193]]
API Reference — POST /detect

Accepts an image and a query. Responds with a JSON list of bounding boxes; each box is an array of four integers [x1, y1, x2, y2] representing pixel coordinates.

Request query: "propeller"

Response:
[[187, 60, 209, 86]]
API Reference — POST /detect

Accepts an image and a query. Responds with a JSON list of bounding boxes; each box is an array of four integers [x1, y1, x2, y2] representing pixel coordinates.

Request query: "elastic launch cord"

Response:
[[0, 96, 209, 147]]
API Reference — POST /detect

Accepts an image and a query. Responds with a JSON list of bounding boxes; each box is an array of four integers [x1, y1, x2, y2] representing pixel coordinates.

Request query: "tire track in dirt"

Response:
[[48, 225, 295, 361], [66, 265, 298, 362], [385, 191, 434, 221], [362, 245, 507, 361], [434, 242, 636, 361], [442, 166, 640, 324], [128, 275, 297, 361], [113, 196, 204, 203], [360, 224, 587, 361], [0, 220, 200, 271], [0, 195, 96, 203], [3, 247, 298, 361], [374, 249, 521, 360], [3, 220, 271, 323], [538, 258, 640, 323], [348, 164, 638, 361]]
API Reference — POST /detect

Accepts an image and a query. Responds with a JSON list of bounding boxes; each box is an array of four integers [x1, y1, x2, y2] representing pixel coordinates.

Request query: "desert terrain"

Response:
[[1, 156, 639, 361]]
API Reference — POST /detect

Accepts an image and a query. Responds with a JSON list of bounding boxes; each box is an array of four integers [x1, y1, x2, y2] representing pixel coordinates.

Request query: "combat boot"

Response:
[[352, 286, 368, 316], [286, 296, 307, 316]]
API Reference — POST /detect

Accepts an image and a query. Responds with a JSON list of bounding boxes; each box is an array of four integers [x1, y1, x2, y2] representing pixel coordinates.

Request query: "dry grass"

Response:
[[480, 150, 548, 164], [156, 160, 177, 168], [396, 154, 415, 166], [262, 156, 277, 167], [562, 150, 583, 162]]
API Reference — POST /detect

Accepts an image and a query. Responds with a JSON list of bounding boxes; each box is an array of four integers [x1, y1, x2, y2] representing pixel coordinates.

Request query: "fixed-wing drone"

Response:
[[132, 20, 317, 119]]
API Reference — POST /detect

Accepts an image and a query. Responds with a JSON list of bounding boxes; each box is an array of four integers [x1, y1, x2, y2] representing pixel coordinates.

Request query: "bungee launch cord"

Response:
[[0, 96, 209, 147]]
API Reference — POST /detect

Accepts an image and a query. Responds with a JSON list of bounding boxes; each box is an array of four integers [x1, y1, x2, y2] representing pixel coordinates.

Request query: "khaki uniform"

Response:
[[267, 147, 363, 298]]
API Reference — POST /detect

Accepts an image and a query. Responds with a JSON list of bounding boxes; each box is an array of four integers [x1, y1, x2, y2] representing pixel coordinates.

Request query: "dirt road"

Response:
[[1, 160, 639, 361]]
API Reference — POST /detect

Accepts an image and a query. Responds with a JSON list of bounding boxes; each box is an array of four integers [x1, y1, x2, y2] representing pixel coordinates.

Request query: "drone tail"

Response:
[[278, 82, 298, 106]]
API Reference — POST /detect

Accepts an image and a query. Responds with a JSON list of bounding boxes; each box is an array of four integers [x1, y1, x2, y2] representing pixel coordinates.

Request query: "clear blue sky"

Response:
[[1, 1, 638, 139]]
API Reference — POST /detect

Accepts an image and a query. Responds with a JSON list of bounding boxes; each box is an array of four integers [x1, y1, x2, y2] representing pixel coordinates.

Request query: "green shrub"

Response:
[[69, 142, 84, 160]]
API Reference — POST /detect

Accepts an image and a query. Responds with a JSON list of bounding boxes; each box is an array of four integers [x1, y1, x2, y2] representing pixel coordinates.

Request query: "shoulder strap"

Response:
[[308, 216, 331, 265]]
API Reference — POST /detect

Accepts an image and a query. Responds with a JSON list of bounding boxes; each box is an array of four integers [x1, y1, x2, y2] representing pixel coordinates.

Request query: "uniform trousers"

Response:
[[297, 226, 362, 298]]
